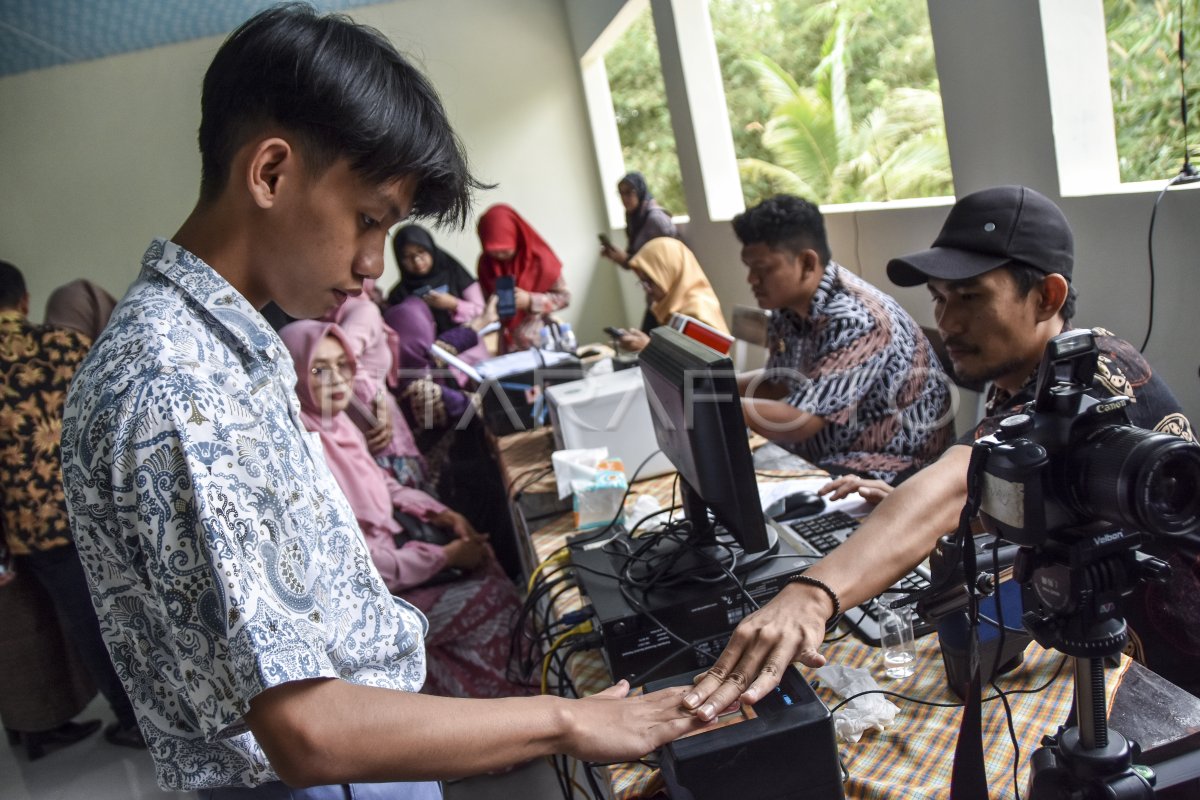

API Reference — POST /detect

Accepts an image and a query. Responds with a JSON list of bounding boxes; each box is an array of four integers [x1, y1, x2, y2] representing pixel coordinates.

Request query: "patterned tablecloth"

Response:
[[500, 428, 1133, 799]]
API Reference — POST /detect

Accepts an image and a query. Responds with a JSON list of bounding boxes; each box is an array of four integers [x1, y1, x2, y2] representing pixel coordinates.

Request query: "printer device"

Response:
[[546, 366, 674, 479]]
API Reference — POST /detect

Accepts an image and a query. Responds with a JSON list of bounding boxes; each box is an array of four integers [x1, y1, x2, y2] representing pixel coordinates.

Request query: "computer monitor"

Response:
[[638, 327, 773, 577]]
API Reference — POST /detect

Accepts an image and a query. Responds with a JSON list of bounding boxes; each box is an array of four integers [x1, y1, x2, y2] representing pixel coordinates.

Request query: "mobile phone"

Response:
[[495, 275, 517, 320], [598, 233, 614, 250], [414, 284, 449, 298], [603, 326, 627, 338], [345, 391, 381, 432]]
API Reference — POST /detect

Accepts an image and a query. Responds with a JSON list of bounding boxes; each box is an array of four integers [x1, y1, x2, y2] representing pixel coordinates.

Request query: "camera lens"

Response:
[[1147, 456, 1199, 520], [1070, 425, 1200, 537]]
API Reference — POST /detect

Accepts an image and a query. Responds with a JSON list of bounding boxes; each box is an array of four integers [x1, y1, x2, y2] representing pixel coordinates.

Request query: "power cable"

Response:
[[1142, 0, 1200, 353]]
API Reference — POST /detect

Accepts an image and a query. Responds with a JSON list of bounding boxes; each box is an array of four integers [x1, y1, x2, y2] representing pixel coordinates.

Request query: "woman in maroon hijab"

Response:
[[475, 204, 570, 351]]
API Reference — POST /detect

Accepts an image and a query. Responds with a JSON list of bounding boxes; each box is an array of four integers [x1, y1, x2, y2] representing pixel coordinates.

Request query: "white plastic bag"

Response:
[[551, 447, 609, 500], [812, 664, 900, 743]]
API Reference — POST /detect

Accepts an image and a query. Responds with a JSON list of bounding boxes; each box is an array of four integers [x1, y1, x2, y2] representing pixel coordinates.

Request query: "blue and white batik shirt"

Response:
[[61, 239, 428, 790]]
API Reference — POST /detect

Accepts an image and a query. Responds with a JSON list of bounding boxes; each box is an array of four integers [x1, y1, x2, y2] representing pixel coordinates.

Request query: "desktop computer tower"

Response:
[[568, 531, 815, 685]]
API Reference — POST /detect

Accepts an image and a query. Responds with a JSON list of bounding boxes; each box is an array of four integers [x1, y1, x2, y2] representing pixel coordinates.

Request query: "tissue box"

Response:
[[572, 458, 627, 530]]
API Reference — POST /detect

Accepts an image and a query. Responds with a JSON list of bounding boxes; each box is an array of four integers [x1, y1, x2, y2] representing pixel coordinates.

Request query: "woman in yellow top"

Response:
[[617, 237, 730, 352]]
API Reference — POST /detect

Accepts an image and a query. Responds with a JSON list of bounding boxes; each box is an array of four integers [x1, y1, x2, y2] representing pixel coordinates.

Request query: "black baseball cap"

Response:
[[886, 185, 1073, 287]]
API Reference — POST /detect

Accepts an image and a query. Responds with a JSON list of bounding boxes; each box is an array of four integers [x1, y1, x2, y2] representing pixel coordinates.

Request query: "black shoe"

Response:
[[103, 720, 146, 749], [19, 719, 102, 761]]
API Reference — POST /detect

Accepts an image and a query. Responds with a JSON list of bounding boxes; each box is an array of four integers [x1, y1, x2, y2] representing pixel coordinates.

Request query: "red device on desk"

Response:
[[669, 312, 734, 355]]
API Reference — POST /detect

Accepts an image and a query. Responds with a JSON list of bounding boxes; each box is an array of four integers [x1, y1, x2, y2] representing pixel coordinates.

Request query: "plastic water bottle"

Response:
[[539, 325, 556, 350], [557, 323, 577, 354]]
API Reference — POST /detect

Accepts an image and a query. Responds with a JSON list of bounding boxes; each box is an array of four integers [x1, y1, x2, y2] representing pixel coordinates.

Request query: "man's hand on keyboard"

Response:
[[680, 581, 833, 722], [818, 474, 893, 505]]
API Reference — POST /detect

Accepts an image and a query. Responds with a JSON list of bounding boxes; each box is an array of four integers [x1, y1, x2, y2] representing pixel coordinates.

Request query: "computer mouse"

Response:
[[764, 489, 826, 522]]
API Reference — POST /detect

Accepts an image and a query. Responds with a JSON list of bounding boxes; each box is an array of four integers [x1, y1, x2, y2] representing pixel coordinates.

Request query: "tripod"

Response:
[[1026, 656, 1154, 799], [1016, 532, 1165, 799]]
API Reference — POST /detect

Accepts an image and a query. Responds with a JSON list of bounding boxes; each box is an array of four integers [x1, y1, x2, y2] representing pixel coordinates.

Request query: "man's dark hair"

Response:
[[1006, 262, 1077, 323], [198, 3, 484, 227], [0, 260, 26, 309], [732, 194, 831, 266]]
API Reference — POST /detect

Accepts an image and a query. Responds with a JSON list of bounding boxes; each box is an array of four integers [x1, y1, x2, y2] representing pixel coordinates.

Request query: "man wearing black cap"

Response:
[[679, 186, 1198, 722], [890, 184, 1190, 450]]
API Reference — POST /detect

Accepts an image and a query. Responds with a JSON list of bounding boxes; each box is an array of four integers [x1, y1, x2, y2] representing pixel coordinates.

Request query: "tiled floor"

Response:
[[2, 696, 192, 800], [3, 695, 581, 799]]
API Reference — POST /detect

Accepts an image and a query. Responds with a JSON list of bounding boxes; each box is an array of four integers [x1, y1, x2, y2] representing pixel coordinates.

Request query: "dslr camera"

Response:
[[977, 329, 1199, 545], [974, 329, 1200, 654]]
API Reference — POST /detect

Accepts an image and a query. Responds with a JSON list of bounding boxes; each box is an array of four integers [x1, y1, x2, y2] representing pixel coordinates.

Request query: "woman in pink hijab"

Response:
[[280, 320, 532, 699], [323, 278, 432, 490]]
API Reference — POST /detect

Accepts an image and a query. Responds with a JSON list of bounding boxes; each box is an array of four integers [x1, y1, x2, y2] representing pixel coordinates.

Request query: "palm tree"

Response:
[[736, 22, 953, 206]]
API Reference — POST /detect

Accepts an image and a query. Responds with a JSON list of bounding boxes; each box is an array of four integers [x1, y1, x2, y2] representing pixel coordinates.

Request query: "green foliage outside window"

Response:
[[601, 1, 1195, 218], [710, 0, 953, 207], [1106, 0, 1200, 182], [602, 0, 954, 212], [605, 8, 689, 217]]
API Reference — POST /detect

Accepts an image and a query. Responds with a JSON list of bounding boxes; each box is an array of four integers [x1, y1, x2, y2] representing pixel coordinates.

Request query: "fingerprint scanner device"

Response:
[[546, 367, 673, 479], [647, 665, 845, 800], [669, 312, 735, 355]]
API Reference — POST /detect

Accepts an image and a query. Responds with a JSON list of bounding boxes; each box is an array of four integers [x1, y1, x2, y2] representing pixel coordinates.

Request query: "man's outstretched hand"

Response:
[[681, 581, 833, 721]]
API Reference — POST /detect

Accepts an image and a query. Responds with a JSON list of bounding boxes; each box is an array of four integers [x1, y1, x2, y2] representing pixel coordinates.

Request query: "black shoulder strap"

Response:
[[950, 447, 991, 799]]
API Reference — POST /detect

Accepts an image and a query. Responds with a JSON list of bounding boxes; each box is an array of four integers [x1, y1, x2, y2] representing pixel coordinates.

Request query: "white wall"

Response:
[[0, 0, 622, 342], [565, 0, 1200, 424]]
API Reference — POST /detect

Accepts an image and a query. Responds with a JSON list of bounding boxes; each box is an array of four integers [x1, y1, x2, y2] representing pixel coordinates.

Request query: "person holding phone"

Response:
[[616, 237, 729, 353], [386, 224, 491, 372], [388, 224, 486, 330], [476, 204, 570, 351], [598, 172, 679, 269], [599, 172, 680, 332]]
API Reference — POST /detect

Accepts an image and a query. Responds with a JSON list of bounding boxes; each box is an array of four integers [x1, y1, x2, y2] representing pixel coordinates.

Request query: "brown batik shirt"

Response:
[[0, 310, 91, 555]]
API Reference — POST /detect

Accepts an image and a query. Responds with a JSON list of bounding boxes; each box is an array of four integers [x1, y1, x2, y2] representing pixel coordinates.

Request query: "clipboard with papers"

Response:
[[428, 344, 577, 389], [428, 341, 583, 435]]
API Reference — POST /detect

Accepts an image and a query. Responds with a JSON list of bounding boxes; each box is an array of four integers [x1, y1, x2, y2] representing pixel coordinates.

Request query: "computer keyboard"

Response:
[[781, 510, 936, 647]]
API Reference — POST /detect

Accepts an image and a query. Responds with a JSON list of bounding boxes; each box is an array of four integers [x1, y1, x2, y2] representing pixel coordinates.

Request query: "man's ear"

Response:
[[799, 248, 824, 279], [1036, 273, 1070, 322], [245, 138, 294, 210], [18, 293, 30, 316]]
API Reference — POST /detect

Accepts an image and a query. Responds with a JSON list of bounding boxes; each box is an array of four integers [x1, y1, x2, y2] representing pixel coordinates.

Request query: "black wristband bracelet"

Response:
[[789, 575, 843, 631]]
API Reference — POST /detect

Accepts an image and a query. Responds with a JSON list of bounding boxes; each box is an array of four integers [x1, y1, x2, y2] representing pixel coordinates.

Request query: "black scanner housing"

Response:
[[648, 665, 844, 800]]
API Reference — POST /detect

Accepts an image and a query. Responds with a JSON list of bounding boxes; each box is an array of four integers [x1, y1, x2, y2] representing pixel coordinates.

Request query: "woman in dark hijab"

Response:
[[386, 224, 491, 371], [598, 172, 679, 268], [387, 224, 484, 332], [598, 172, 681, 331]]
